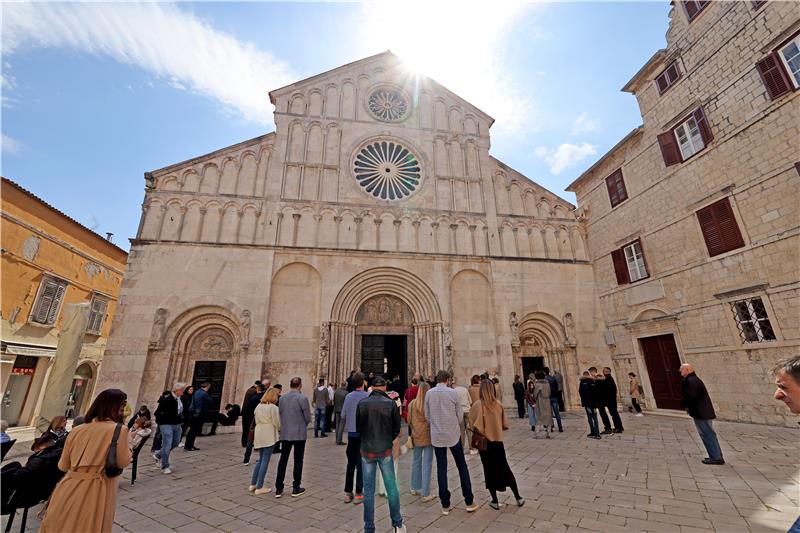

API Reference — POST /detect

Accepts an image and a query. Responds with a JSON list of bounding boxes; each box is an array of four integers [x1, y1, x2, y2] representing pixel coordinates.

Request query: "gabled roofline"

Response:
[[621, 49, 667, 93], [565, 126, 643, 192], [268, 50, 495, 127], [147, 132, 275, 177], [490, 156, 575, 209], [1, 177, 129, 257]]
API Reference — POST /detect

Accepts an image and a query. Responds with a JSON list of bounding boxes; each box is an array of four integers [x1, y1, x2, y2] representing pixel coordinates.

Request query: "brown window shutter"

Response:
[[756, 53, 792, 100], [606, 175, 619, 206], [683, 0, 699, 20], [697, 197, 745, 257], [693, 107, 714, 145], [605, 169, 627, 207], [657, 131, 682, 167], [611, 248, 630, 284]]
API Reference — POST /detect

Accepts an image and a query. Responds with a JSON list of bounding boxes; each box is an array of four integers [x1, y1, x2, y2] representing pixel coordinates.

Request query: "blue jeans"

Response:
[[550, 398, 563, 430], [159, 423, 181, 469], [410, 444, 433, 496], [362, 455, 402, 533], [584, 407, 599, 436], [314, 407, 327, 437], [694, 419, 723, 460], [527, 403, 537, 428], [433, 440, 473, 508], [250, 445, 275, 489]]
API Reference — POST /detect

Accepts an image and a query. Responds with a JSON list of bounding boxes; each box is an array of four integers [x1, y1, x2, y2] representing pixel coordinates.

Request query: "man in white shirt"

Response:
[[451, 378, 473, 454]]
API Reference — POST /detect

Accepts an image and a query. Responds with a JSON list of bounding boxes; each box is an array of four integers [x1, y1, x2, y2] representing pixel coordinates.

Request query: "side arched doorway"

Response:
[[323, 267, 444, 385], [66, 362, 94, 418]]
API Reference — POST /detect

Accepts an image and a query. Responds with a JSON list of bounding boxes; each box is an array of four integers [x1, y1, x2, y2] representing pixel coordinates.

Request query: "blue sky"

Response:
[[2, 1, 670, 249]]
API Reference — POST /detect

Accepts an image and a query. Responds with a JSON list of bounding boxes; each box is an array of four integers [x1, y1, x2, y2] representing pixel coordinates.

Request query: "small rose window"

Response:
[[367, 89, 409, 122]]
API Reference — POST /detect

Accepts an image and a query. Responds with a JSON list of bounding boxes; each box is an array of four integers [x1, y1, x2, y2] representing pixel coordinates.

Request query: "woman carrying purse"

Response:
[[468, 379, 524, 510]]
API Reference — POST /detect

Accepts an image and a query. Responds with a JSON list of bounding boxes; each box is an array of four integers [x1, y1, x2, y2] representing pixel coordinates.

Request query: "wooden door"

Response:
[[639, 334, 683, 410], [361, 335, 385, 376], [192, 360, 226, 414]]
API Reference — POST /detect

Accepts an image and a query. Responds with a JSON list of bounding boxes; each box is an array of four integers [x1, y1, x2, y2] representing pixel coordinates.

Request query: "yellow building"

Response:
[[1, 177, 127, 428]]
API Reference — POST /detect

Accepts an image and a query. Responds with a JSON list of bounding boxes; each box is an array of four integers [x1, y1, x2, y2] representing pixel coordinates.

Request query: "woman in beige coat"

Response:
[[469, 379, 524, 510], [532, 370, 552, 438], [408, 383, 435, 501], [629, 372, 643, 416], [249, 388, 280, 495], [40, 389, 132, 533]]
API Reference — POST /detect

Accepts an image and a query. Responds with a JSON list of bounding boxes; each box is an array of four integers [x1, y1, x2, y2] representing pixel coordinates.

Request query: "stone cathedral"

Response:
[[98, 52, 609, 410]]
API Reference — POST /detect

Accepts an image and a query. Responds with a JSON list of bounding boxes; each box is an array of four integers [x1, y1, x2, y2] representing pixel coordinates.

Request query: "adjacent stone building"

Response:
[[97, 52, 608, 412], [1, 178, 128, 428], [567, 1, 799, 426]]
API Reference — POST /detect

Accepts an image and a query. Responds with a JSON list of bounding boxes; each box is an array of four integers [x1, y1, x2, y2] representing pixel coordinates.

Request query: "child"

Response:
[[129, 418, 153, 451]]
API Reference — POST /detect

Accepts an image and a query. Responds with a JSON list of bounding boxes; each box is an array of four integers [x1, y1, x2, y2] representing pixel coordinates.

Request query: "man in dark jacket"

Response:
[[544, 367, 563, 432], [183, 382, 211, 451], [512, 375, 525, 418], [243, 383, 267, 464], [680, 364, 724, 465], [356, 376, 405, 533], [153, 382, 185, 473], [599, 367, 624, 433], [240, 380, 262, 447], [333, 381, 349, 445], [579, 372, 601, 439]]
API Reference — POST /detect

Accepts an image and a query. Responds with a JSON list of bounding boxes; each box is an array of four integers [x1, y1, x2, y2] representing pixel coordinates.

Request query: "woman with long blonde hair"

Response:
[[408, 382, 435, 501], [468, 379, 524, 510], [249, 387, 280, 495]]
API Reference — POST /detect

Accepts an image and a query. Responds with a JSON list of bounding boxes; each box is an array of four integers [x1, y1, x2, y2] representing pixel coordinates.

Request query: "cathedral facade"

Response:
[[98, 52, 607, 410]]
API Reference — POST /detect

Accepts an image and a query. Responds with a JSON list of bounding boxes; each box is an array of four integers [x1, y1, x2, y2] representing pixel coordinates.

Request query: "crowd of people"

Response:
[[1, 355, 798, 533]]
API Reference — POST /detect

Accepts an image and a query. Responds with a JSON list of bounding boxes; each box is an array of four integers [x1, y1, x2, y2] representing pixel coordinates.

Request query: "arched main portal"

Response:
[[326, 267, 443, 384], [514, 312, 580, 408]]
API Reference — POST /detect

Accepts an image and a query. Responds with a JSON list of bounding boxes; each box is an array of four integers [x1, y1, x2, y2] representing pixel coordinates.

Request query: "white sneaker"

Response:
[[177, 442, 185, 448], [254, 487, 272, 495], [394, 525, 407, 533], [162, 468, 172, 474], [636, 413, 644, 417], [248, 485, 257, 492], [410, 490, 419, 496], [469, 449, 478, 455], [152, 453, 160, 462]]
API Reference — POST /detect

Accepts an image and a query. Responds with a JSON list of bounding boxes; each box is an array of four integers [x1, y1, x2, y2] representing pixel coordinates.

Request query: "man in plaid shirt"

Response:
[[424, 370, 478, 515]]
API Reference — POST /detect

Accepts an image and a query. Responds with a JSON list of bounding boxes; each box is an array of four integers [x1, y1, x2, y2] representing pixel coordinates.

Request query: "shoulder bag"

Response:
[[105, 423, 124, 478], [470, 405, 488, 452]]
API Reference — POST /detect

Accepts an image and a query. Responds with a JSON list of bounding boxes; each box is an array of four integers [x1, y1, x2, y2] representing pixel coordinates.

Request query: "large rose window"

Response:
[[353, 140, 421, 201]]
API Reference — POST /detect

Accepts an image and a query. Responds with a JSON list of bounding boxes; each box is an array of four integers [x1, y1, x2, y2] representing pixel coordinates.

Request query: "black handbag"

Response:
[[105, 423, 124, 478]]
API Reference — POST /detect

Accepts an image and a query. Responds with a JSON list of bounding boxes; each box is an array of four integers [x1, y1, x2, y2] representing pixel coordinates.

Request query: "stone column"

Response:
[[394, 219, 401, 251], [291, 213, 301, 246], [450, 224, 458, 254]]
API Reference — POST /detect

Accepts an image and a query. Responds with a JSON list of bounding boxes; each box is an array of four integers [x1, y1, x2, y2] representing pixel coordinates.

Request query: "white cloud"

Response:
[[3, 3, 297, 126], [571, 112, 599, 135], [359, 0, 538, 134], [2, 134, 24, 155], [535, 142, 597, 175]]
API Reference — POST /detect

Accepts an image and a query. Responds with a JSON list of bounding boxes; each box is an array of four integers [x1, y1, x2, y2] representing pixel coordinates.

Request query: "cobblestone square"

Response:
[[4, 411, 797, 532]]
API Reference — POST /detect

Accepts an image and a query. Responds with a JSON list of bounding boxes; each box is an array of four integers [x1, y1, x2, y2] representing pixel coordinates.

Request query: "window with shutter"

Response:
[[605, 169, 628, 208], [696, 197, 745, 257], [87, 296, 109, 334], [778, 35, 800, 89], [31, 277, 68, 326], [682, 0, 709, 21], [751, 0, 766, 8], [655, 62, 681, 95], [611, 248, 630, 285], [623, 240, 649, 282]]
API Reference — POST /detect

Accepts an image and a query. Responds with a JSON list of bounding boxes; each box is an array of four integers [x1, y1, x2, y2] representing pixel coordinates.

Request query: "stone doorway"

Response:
[[192, 360, 227, 415], [361, 334, 408, 387]]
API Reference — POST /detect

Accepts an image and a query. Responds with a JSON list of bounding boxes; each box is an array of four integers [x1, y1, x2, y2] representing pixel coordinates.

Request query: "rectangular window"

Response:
[[658, 107, 713, 166], [779, 35, 800, 89], [731, 297, 776, 343], [30, 277, 68, 326], [605, 169, 628, 208], [611, 239, 649, 285], [655, 62, 681, 94], [682, 0, 710, 21], [86, 296, 109, 335], [623, 240, 649, 282], [696, 197, 745, 257], [751, 0, 766, 8], [674, 116, 705, 160]]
